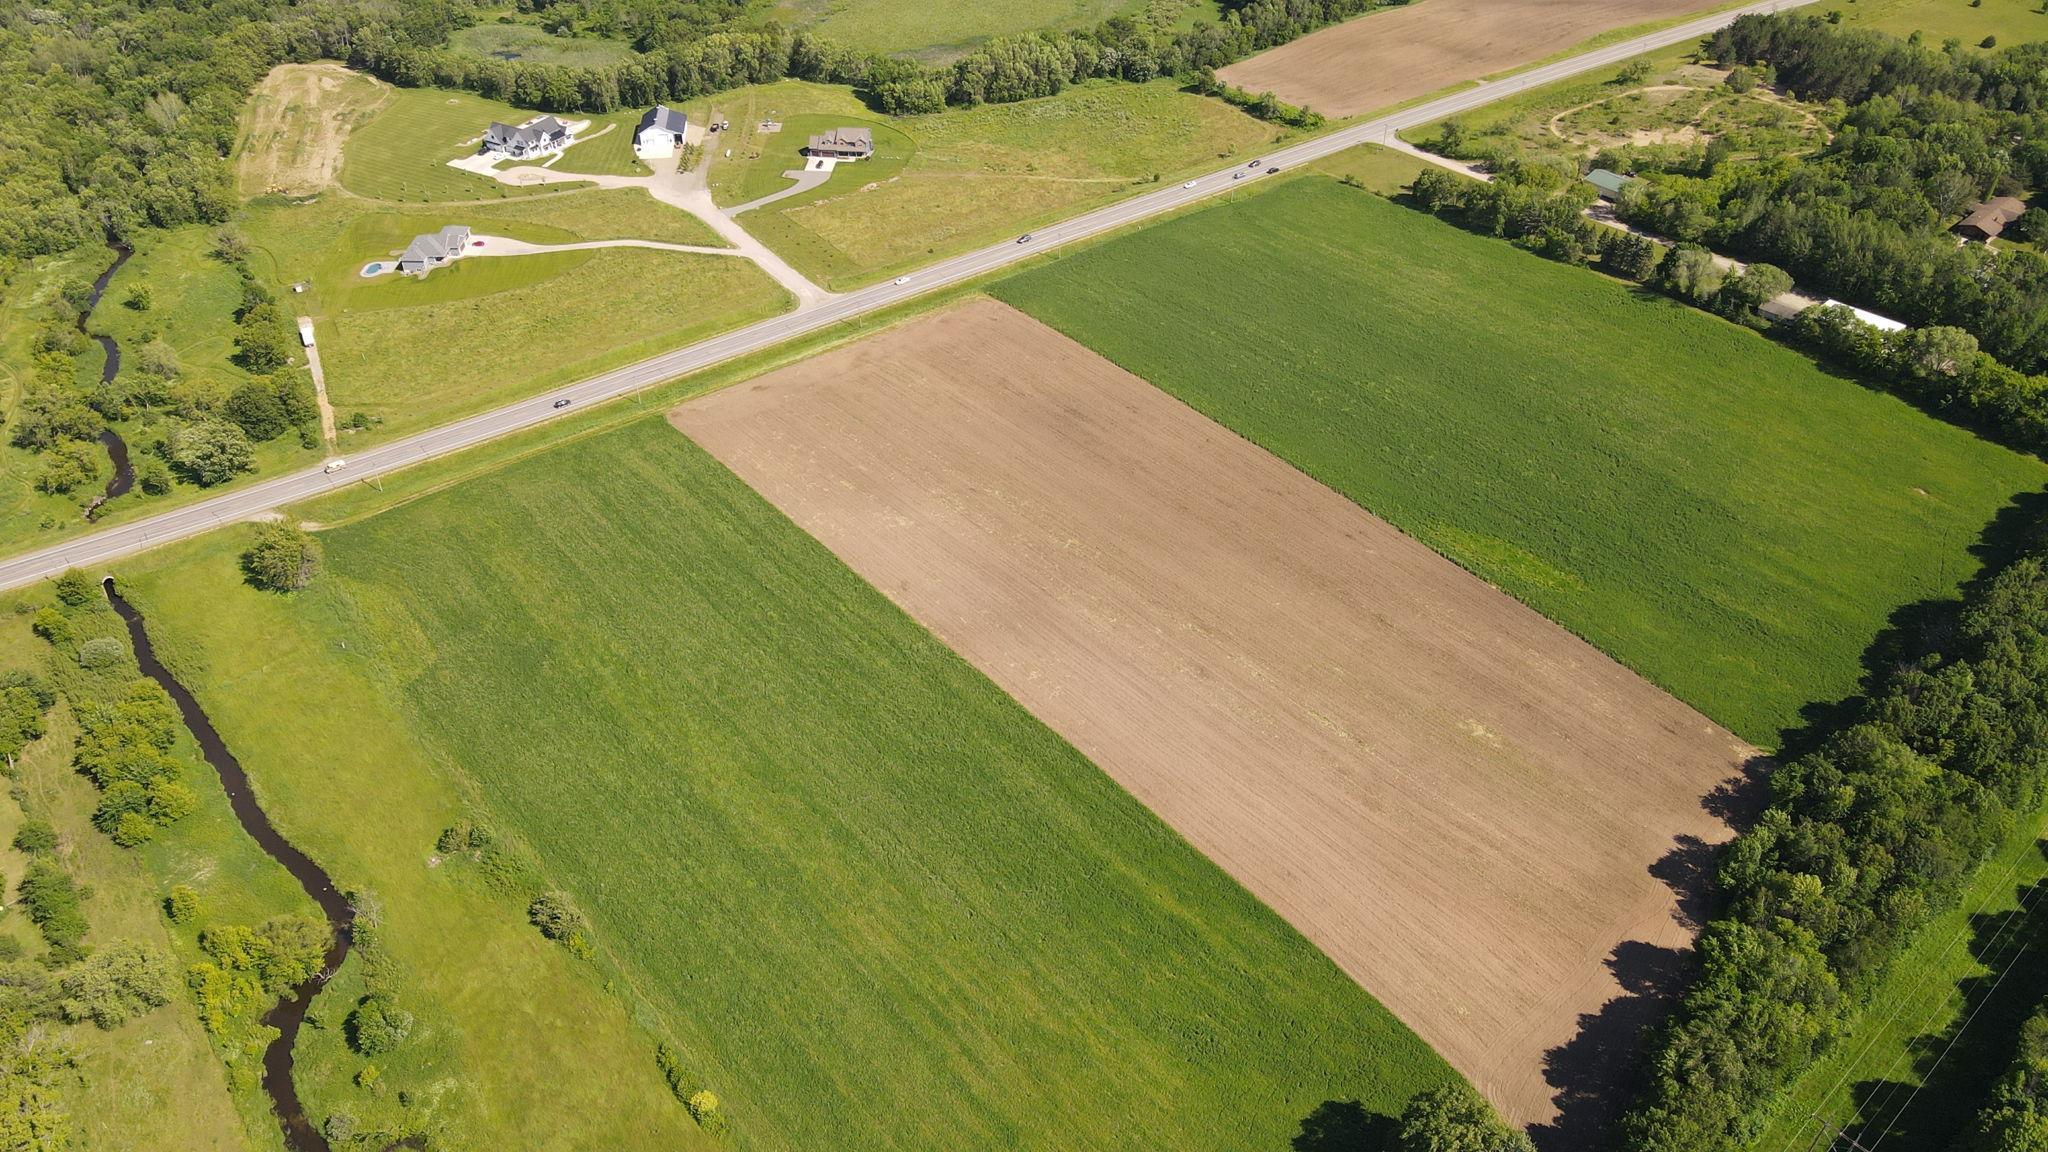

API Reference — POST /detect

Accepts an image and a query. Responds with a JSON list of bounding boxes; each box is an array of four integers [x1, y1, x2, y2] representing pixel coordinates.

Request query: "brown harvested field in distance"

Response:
[[1218, 0, 1718, 119], [235, 62, 392, 197], [673, 298, 1756, 1126]]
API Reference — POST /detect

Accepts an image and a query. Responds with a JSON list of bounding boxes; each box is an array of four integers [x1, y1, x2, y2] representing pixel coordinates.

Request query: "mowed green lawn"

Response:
[[298, 418, 1451, 1151], [701, 79, 1284, 288], [992, 178, 2048, 746], [339, 87, 591, 203]]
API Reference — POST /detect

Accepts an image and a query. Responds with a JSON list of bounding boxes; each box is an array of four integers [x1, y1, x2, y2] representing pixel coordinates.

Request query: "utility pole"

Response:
[[1809, 1115, 1880, 1152]]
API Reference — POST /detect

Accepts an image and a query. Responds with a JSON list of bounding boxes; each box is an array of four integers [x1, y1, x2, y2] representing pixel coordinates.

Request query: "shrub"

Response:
[[345, 993, 414, 1056], [51, 570, 95, 607], [17, 856, 89, 962], [1397, 1083, 1534, 1152], [164, 885, 199, 924], [528, 891, 590, 952], [137, 458, 171, 496], [58, 940, 172, 1028], [688, 1088, 721, 1126], [29, 609, 69, 646], [12, 820, 56, 855], [77, 636, 124, 669], [241, 523, 320, 592]]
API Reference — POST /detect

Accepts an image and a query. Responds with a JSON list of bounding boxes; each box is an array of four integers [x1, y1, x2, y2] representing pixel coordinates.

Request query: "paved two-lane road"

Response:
[[0, 0, 1810, 591]]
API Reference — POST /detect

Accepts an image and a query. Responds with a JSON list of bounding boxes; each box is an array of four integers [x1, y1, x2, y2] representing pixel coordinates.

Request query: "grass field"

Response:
[[777, 0, 1203, 58], [338, 87, 588, 203], [318, 246, 788, 434], [188, 415, 1457, 1150], [1815, 0, 2048, 45], [114, 532, 704, 1151], [550, 119, 654, 176], [699, 79, 1284, 288], [0, 585, 308, 1150], [992, 178, 2048, 746], [1749, 815, 2048, 1152], [447, 23, 637, 67]]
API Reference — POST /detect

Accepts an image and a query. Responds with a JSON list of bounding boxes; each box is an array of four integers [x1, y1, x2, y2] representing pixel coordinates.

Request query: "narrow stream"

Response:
[[76, 240, 136, 520], [103, 579, 350, 1152]]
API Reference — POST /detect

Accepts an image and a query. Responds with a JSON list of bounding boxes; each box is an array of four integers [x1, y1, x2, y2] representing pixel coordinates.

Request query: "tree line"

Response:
[[1403, 158, 2048, 461], [1617, 519, 2048, 1149], [1427, 14, 2048, 376], [1965, 1000, 2048, 1151]]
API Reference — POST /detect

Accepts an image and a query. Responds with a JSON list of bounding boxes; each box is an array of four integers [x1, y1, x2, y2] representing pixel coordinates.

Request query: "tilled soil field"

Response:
[[672, 298, 1754, 1124], [1218, 0, 1719, 119]]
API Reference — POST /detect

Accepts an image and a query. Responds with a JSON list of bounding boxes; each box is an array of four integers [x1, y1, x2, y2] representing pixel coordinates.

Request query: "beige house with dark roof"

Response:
[[806, 127, 874, 160]]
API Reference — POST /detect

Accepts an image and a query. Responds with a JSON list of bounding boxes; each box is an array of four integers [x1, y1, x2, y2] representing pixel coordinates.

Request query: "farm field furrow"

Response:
[[991, 178, 2048, 747], [675, 297, 1754, 1126], [1218, 0, 1730, 119], [212, 416, 1455, 1150]]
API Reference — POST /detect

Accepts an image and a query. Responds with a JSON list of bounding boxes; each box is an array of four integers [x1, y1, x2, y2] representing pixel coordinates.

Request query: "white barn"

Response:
[[635, 105, 688, 159]]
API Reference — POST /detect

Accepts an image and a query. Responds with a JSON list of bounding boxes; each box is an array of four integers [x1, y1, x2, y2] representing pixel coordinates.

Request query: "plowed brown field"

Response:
[[672, 298, 1754, 1124], [1218, 0, 1718, 119]]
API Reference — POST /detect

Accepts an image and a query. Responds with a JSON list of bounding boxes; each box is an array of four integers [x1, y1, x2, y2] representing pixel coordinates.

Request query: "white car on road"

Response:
[[322, 459, 347, 474]]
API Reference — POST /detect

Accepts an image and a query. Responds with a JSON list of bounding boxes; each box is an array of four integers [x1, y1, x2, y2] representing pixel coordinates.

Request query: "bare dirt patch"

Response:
[[235, 62, 392, 197], [1218, 0, 1722, 119], [672, 298, 1755, 1127]]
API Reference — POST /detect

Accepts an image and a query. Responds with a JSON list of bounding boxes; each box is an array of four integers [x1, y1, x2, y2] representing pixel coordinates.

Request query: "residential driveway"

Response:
[[726, 165, 833, 216], [467, 234, 737, 258], [481, 157, 835, 309]]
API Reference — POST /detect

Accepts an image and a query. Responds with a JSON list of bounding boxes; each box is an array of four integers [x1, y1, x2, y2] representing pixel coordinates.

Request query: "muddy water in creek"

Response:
[[76, 241, 136, 518], [103, 579, 351, 1152]]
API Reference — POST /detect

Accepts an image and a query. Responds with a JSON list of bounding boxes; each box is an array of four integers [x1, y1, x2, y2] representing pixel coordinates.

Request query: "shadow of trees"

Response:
[[1835, 863, 2048, 1152], [1292, 1099, 1399, 1152]]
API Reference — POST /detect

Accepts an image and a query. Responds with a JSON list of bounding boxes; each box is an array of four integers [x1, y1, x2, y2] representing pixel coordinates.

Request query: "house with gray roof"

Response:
[[635, 105, 688, 158], [806, 126, 874, 161], [396, 225, 473, 275], [483, 116, 572, 159]]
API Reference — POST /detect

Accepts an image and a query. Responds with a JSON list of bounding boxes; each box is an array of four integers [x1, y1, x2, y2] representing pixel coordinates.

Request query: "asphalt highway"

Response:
[[0, 0, 1812, 590]]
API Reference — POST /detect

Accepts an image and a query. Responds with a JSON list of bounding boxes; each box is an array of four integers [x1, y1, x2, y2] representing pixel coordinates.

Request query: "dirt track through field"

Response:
[[672, 299, 1754, 1126], [235, 63, 391, 197], [1218, 0, 1720, 119]]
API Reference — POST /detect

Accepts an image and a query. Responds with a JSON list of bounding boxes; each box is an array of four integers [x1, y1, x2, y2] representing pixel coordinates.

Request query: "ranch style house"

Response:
[[805, 126, 874, 161], [484, 116, 573, 158], [1954, 196, 2027, 243], [397, 225, 473, 275]]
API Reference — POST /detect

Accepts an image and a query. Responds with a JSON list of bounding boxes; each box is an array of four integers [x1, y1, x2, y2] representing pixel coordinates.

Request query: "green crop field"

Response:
[[779, 0, 1217, 59], [338, 87, 592, 202], [143, 416, 1455, 1150], [992, 178, 2048, 746], [699, 79, 1284, 288]]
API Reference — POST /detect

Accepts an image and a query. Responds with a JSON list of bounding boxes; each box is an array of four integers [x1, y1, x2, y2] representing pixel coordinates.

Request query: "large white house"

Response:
[[634, 105, 688, 159], [483, 116, 573, 159]]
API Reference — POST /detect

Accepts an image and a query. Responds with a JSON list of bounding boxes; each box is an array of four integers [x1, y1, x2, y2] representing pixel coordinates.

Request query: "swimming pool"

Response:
[[360, 261, 385, 276]]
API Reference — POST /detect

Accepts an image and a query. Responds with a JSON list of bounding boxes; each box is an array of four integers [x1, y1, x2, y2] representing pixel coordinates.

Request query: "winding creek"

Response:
[[104, 579, 351, 1152], [75, 240, 136, 520]]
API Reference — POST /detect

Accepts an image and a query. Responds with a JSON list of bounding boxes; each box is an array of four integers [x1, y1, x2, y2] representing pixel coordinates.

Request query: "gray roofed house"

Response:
[[396, 225, 473, 275], [634, 105, 688, 158], [806, 126, 874, 160], [483, 116, 572, 158], [1955, 196, 2027, 242], [1583, 168, 1633, 200]]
